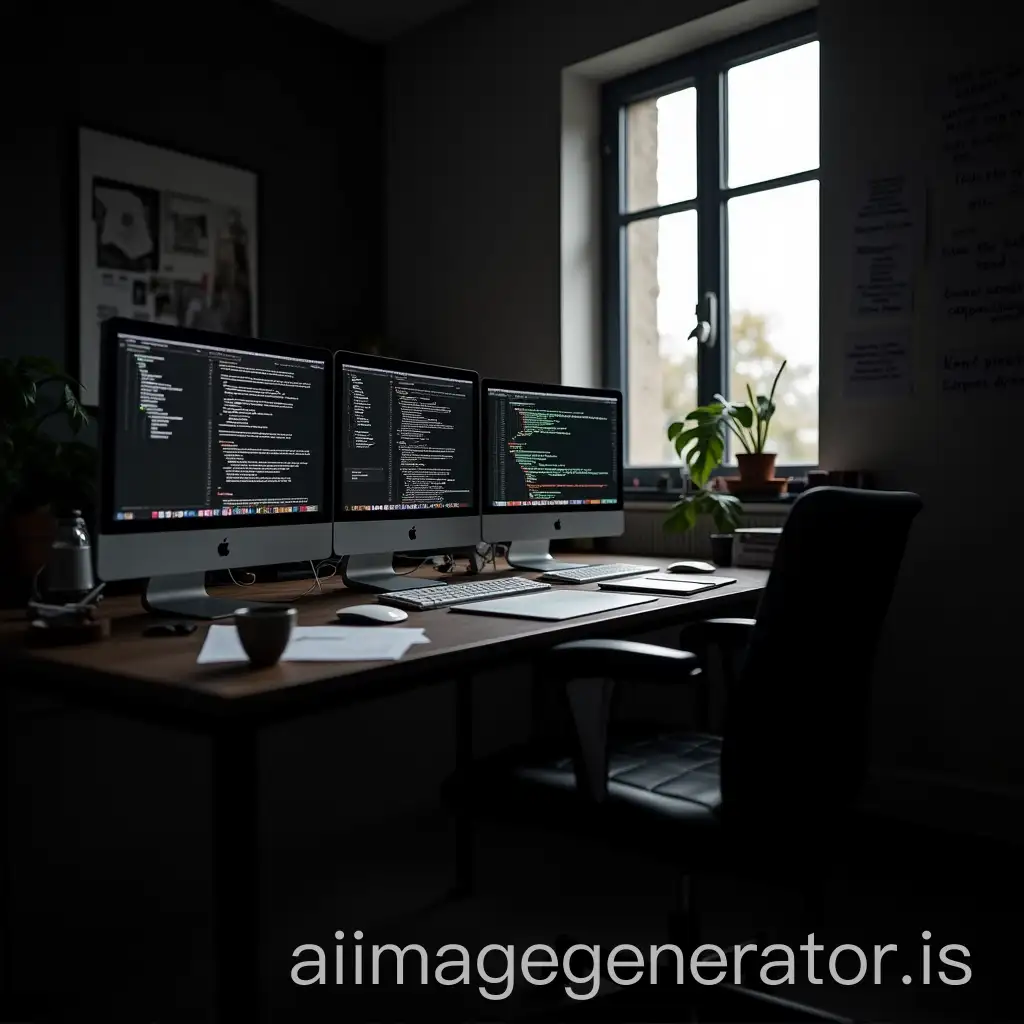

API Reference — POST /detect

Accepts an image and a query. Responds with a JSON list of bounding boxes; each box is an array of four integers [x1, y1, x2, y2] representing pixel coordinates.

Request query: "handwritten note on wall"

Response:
[[940, 346, 1024, 395], [938, 61, 1024, 212], [934, 61, 1024, 337], [850, 175, 921, 318], [937, 218, 1024, 326], [843, 330, 913, 398]]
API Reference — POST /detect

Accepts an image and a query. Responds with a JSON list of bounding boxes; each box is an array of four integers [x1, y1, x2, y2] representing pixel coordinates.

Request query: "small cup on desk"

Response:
[[709, 533, 734, 568], [234, 606, 296, 667]]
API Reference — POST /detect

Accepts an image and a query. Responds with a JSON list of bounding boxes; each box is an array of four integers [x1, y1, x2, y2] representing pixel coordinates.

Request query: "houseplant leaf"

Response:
[[748, 360, 787, 452], [62, 384, 87, 433], [0, 356, 94, 516], [698, 490, 742, 533], [668, 402, 733, 488], [664, 497, 699, 533], [663, 488, 742, 535], [685, 432, 724, 488]]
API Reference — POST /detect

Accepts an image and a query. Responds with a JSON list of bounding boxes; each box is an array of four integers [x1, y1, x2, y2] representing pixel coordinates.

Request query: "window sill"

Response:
[[625, 465, 817, 488], [624, 486, 799, 507], [625, 499, 793, 516]]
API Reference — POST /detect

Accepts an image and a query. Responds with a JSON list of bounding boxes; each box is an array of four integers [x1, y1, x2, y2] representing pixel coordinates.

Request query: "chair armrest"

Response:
[[678, 618, 755, 718], [679, 617, 756, 651], [547, 639, 700, 680], [542, 640, 700, 805]]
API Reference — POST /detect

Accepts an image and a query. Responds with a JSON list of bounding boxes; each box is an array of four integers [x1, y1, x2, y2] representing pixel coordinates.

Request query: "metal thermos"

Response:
[[44, 510, 95, 601]]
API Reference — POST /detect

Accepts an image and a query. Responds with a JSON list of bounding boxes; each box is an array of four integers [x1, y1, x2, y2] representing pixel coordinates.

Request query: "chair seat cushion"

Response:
[[446, 731, 723, 836]]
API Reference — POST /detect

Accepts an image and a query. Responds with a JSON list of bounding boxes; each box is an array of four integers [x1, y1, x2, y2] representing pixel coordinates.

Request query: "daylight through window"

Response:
[[603, 14, 819, 473]]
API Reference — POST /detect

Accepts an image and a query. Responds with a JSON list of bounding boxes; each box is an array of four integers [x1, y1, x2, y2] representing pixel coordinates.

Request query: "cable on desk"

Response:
[[227, 559, 340, 601], [480, 543, 508, 570], [483, 543, 504, 570], [395, 557, 433, 577], [286, 559, 340, 599]]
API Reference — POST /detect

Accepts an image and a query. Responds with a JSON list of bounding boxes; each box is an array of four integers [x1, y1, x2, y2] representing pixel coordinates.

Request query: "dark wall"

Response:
[[1, 9, 433, 1011], [1, 0, 384, 381]]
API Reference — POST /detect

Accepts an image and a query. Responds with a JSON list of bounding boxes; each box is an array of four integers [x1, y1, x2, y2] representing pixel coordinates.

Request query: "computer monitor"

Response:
[[97, 318, 333, 618], [333, 353, 480, 592], [481, 379, 625, 571]]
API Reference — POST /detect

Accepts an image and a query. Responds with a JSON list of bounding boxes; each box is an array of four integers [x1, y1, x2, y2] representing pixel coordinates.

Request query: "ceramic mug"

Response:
[[234, 606, 297, 667]]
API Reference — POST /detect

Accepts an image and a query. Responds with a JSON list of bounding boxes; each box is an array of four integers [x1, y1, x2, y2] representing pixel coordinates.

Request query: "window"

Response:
[[602, 13, 819, 479]]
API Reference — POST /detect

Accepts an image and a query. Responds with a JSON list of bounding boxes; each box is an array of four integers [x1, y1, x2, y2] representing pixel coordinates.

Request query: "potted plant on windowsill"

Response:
[[730, 360, 787, 488], [668, 360, 787, 494], [0, 356, 96, 604]]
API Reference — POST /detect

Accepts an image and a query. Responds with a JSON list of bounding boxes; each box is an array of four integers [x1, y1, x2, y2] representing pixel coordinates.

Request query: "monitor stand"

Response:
[[143, 573, 286, 619], [505, 541, 586, 573], [340, 553, 446, 593]]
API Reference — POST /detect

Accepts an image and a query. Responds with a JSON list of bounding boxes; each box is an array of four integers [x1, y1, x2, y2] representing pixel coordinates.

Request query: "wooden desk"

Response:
[[0, 556, 766, 1020]]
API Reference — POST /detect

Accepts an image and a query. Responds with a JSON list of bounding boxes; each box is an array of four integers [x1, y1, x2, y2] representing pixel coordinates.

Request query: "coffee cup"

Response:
[[234, 605, 296, 667]]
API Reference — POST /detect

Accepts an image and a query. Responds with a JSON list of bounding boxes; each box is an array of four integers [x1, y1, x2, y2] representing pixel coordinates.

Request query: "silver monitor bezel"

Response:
[[479, 378, 625, 545], [332, 351, 481, 556], [96, 319, 333, 582]]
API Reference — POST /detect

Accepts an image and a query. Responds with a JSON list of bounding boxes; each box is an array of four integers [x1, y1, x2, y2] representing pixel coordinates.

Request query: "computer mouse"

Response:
[[335, 605, 409, 625], [666, 560, 718, 574]]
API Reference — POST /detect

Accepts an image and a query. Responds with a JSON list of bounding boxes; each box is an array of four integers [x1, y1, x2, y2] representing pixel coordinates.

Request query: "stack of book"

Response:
[[733, 527, 782, 568]]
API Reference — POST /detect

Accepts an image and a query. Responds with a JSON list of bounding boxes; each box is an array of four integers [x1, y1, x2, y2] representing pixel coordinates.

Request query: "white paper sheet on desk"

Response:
[[197, 625, 429, 664]]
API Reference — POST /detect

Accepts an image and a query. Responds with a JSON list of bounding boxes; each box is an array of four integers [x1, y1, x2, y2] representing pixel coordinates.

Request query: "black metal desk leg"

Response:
[[212, 724, 259, 1021], [453, 675, 474, 898]]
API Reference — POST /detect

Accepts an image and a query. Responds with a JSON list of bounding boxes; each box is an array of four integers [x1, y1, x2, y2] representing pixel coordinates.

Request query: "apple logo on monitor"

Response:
[[217, 538, 230, 557], [553, 518, 561, 531], [408, 526, 417, 541]]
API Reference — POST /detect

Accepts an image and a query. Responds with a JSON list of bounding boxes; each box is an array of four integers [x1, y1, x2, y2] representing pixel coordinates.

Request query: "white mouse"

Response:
[[335, 604, 409, 625], [666, 560, 718, 574]]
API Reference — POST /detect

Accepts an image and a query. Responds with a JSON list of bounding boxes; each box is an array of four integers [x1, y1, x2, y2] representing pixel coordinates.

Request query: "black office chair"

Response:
[[448, 487, 922, 1015]]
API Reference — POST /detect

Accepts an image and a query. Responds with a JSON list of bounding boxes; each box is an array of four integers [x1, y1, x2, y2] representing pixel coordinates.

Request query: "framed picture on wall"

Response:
[[74, 127, 259, 405]]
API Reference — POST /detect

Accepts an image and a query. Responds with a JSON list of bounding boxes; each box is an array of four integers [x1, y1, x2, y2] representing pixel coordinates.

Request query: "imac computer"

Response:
[[481, 379, 625, 571], [333, 353, 481, 592], [97, 318, 333, 618]]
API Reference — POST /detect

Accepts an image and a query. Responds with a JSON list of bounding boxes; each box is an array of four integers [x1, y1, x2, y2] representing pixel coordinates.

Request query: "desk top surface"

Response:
[[0, 556, 767, 719]]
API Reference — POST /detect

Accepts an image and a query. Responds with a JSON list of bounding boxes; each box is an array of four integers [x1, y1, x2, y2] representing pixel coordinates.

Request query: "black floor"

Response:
[[6, 805, 1022, 1021]]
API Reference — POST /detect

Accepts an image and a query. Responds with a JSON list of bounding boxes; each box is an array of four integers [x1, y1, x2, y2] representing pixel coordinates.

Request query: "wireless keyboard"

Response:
[[378, 575, 551, 610], [539, 563, 656, 584]]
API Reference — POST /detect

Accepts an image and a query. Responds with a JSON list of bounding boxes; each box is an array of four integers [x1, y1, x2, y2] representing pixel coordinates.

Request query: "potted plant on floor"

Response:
[[0, 356, 96, 604]]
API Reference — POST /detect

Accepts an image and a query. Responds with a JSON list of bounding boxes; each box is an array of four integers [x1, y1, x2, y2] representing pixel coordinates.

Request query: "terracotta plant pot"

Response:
[[736, 453, 776, 485], [0, 505, 56, 606]]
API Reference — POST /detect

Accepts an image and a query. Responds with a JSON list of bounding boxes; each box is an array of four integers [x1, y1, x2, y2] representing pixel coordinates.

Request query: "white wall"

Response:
[[387, 0, 1024, 834]]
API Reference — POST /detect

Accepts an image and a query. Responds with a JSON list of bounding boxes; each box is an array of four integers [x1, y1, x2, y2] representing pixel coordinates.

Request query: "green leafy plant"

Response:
[[0, 356, 96, 517], [666, 360, 787, 484], [731, 358, 787, 455], [664, 485, 742, 534], [662, 361, 786, 535]]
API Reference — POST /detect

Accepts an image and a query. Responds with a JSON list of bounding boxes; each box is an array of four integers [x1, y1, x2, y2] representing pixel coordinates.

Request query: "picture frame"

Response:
[[73, 126, 260, 407]]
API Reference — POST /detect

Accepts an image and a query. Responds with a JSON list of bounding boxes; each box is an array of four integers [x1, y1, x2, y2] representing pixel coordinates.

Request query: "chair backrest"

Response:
[[719, 486, 922, 829]]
